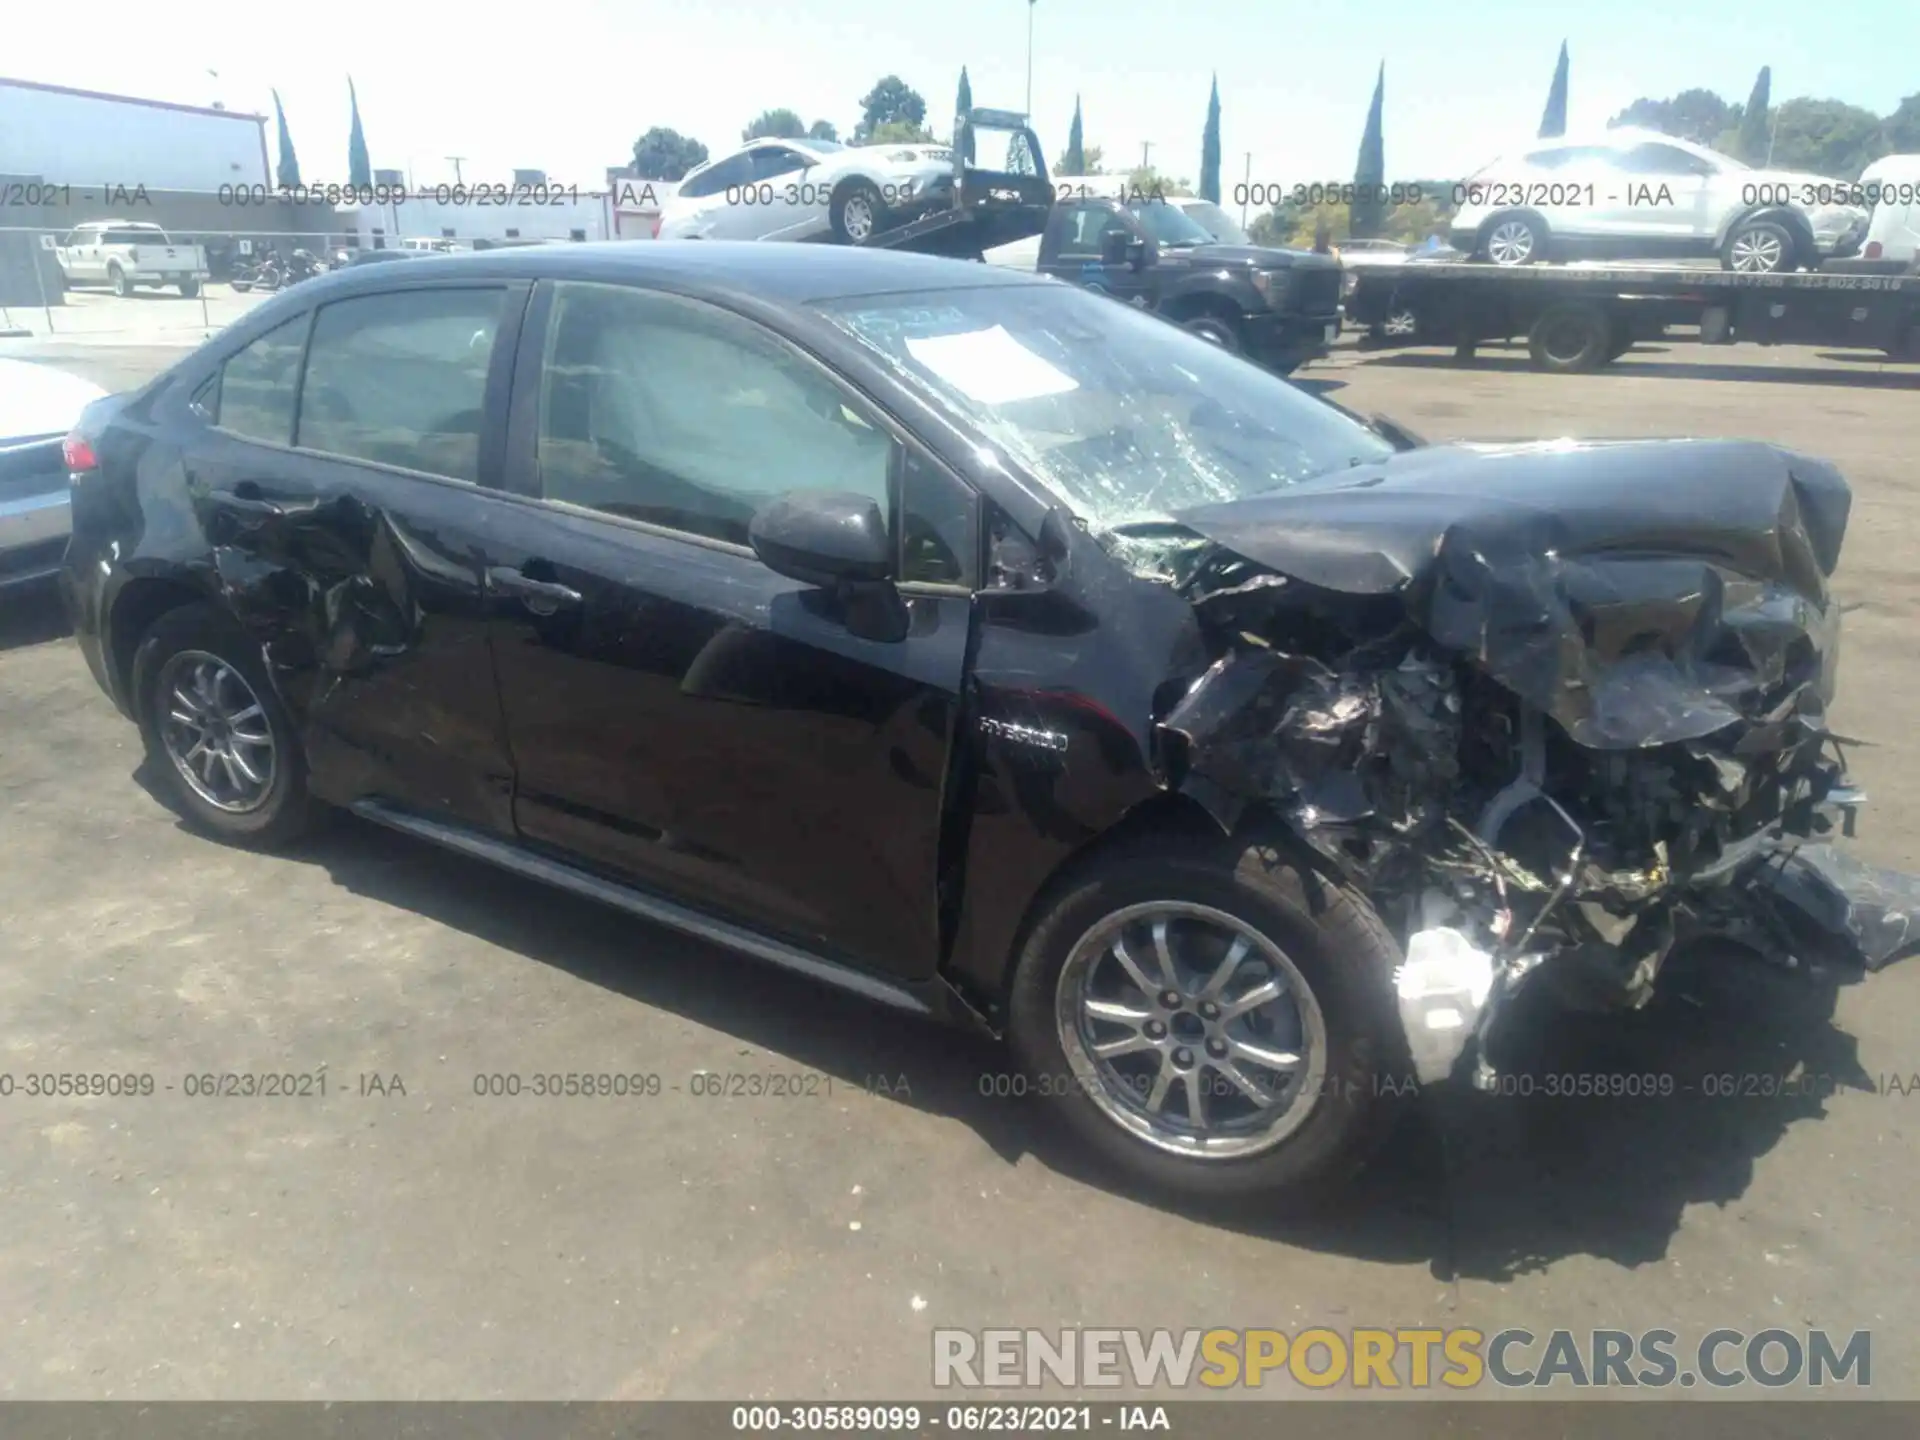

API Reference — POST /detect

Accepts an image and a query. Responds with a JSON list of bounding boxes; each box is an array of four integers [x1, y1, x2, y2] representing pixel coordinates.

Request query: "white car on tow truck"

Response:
[[57, 221, 211, 297], [656, 136, 960, 244], [1450, 127, 1871, 273]]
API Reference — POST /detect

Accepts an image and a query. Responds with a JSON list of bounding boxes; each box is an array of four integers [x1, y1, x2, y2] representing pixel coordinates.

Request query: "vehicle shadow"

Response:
[[152, 796, 1877, 1283], [0, 581, 73, 650], [1358, 349, 1920, 388]]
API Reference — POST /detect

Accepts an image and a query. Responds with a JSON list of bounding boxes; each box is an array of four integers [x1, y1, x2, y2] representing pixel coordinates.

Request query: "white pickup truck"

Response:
[[56, 221, 210, 297]]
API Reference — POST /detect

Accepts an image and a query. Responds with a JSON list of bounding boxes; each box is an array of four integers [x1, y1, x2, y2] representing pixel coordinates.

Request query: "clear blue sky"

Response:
[[10, 0, 1915, 186]]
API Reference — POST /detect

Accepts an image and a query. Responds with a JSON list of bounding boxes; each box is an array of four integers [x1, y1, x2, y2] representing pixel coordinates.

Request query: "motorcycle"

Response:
[[229, 252, 286, 293], [230, 248, 322, 293]]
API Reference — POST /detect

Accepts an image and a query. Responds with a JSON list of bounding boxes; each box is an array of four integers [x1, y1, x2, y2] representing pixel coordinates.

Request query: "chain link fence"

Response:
[[0, 225, 545, 343]]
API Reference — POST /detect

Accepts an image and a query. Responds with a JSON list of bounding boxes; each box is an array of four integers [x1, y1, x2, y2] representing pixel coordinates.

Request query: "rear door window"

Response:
[[295, 288, 508, 483], [214, 314, 310, 445]]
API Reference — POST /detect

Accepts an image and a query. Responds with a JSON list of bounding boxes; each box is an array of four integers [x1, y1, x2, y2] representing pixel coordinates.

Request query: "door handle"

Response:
[[486, 565, 583, 610]]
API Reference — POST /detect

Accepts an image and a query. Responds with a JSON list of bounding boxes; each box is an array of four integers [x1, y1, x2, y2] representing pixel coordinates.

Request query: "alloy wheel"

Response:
[[1728, 228, 1787, 272], [843, 193, 875, 242], [1055, 901, 1328, 1160], [156, 650, 277, 813], [1486, 219, 1536, 265], [1384, 307, 1418, 337]]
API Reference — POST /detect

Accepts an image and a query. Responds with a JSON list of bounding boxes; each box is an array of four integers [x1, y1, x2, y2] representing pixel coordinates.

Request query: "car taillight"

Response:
[[651, 216, 661, 239], [1865, 240, 1883, 259], [63, 432, 99, 474]]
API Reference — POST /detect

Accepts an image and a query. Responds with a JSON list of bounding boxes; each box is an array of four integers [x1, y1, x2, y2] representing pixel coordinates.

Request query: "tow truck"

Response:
[[1345, 255, 1920, 372], [807, 107, 1055, 259]]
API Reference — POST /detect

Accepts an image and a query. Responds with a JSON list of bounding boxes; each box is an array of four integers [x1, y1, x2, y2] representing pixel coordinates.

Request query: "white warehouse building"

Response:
[[0, 76, 269, 191]]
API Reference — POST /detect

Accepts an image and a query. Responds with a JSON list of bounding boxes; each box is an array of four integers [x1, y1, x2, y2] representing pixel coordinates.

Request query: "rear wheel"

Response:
[[1723, 218, 1797, 273], [1528, 301, 1612, 372], [130, 603, 312, 848], [1478, 212, 1546, 266], [109, 263, 133, 297], [179, 278, 201, 298], [830, 179, 886, 244], [1006, 836, 1405, 1205]]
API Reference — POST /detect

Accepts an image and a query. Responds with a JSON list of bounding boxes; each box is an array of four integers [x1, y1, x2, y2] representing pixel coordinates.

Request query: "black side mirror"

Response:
[[749, 490, 907, 643], [1126, 237, 1150, 270], [1099, 230, 1131, 265]]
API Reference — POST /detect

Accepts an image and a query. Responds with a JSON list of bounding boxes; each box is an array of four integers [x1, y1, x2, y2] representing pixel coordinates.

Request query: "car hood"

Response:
[[1171, 438, 1852, 749], [0, 358, 108, 445]]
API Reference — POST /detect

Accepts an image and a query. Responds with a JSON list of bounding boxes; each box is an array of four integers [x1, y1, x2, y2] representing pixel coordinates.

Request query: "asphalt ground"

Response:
[[2, 334, 1918, 1400]]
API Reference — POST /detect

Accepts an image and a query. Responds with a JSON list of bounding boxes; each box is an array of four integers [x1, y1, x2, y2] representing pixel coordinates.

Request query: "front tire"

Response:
[[830, 179, 887, 244], [130, 603, 312, 848], [1181, 314, 1242, 352], [1006, 836, 1405, 1205], [109, 263, 133, 297]]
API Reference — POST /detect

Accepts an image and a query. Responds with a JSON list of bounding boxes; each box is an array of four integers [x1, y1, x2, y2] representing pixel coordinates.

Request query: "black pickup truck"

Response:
[[1026, 195, 1344, 373]]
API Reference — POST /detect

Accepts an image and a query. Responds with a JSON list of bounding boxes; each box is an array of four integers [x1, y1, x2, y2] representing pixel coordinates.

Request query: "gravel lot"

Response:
[[3, 336, 1918, 1400]]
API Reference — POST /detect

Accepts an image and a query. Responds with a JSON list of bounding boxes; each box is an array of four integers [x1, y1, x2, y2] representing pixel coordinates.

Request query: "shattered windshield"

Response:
[[816, 285, 1393, 530]]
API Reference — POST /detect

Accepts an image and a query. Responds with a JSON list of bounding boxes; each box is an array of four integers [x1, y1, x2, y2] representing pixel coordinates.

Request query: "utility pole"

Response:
[[1240, 152, 1252, 227], [1140, 141, 1154, 171], [1025, 0, 1036, 116], [446, 156, 466, 184]]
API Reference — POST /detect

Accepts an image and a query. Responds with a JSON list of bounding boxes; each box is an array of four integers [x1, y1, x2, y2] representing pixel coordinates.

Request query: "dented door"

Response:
[[189, 281, 531, 835]]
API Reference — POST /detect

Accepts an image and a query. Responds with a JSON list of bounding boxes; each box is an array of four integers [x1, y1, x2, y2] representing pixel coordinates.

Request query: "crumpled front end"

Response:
[[1144, 439, 1920, 1086]]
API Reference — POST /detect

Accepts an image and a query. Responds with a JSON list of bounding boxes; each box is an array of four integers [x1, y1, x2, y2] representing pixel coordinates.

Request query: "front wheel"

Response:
[[109, 264, 133, 297], [130, 603, 313, 848], [1006, 837, 1405, 1205], [1181, 315, 1243, 352], [830, 179, 886, 244]]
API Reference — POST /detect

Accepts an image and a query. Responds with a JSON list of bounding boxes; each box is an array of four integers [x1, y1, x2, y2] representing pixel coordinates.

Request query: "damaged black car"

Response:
[[58, 243, 1920, 1204]]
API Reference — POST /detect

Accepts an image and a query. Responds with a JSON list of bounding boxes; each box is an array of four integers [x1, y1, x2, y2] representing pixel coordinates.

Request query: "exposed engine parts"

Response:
[[1139, 439, 1920, 1085]]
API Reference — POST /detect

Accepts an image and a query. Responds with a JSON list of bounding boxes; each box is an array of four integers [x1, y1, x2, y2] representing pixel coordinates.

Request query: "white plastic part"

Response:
[[1396, 926, 1498, 1085]]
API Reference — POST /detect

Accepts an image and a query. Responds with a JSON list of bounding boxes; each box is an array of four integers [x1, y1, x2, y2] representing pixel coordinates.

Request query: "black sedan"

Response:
[[57, 242, 1916, 1203]]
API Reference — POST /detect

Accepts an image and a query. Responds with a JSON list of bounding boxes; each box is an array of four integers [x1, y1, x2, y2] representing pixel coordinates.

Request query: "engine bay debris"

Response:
[[1136, 438, 1918, 1083]]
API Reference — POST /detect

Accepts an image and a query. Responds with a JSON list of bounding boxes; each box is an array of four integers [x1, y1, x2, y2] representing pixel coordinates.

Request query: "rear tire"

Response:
[[1477, 211, 1547, 266], [1528, 301, 1612, 372], [1006, 835, 1406, 1207], [130, 603, 312, 849], [1722, 218, 1797, 273], [179, 278, 201, 298], [109, 263, 133, 297]]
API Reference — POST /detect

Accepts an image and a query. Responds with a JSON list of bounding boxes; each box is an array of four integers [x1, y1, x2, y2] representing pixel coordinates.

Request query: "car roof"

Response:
[[299, 239, 1052, 304]]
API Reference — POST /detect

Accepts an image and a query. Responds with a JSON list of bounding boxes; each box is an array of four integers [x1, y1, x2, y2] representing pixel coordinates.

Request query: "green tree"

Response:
[[631, 127, 709, 182], [1081, 144, 1105, 174], [1538, 41, 1569, 139], [743, 109, 806, 141], [1608, 88, 1737, 146], [856, 76, 927, 141], [1200, 75, 1222, 204], [808, 119, 840, 143], [346, 78, 371, 189], [955, 66, 972, 129], [1768, 97, 1890, 177], [1351, 63, 1386, 239], [1060, 95, 1086, 174], [864, 120, 937, 145], [271, 89, 302, 189], [1881, 93, 1920, 153], [1736, 67, 1773, 162], [1126, 166, 1192, 196]]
